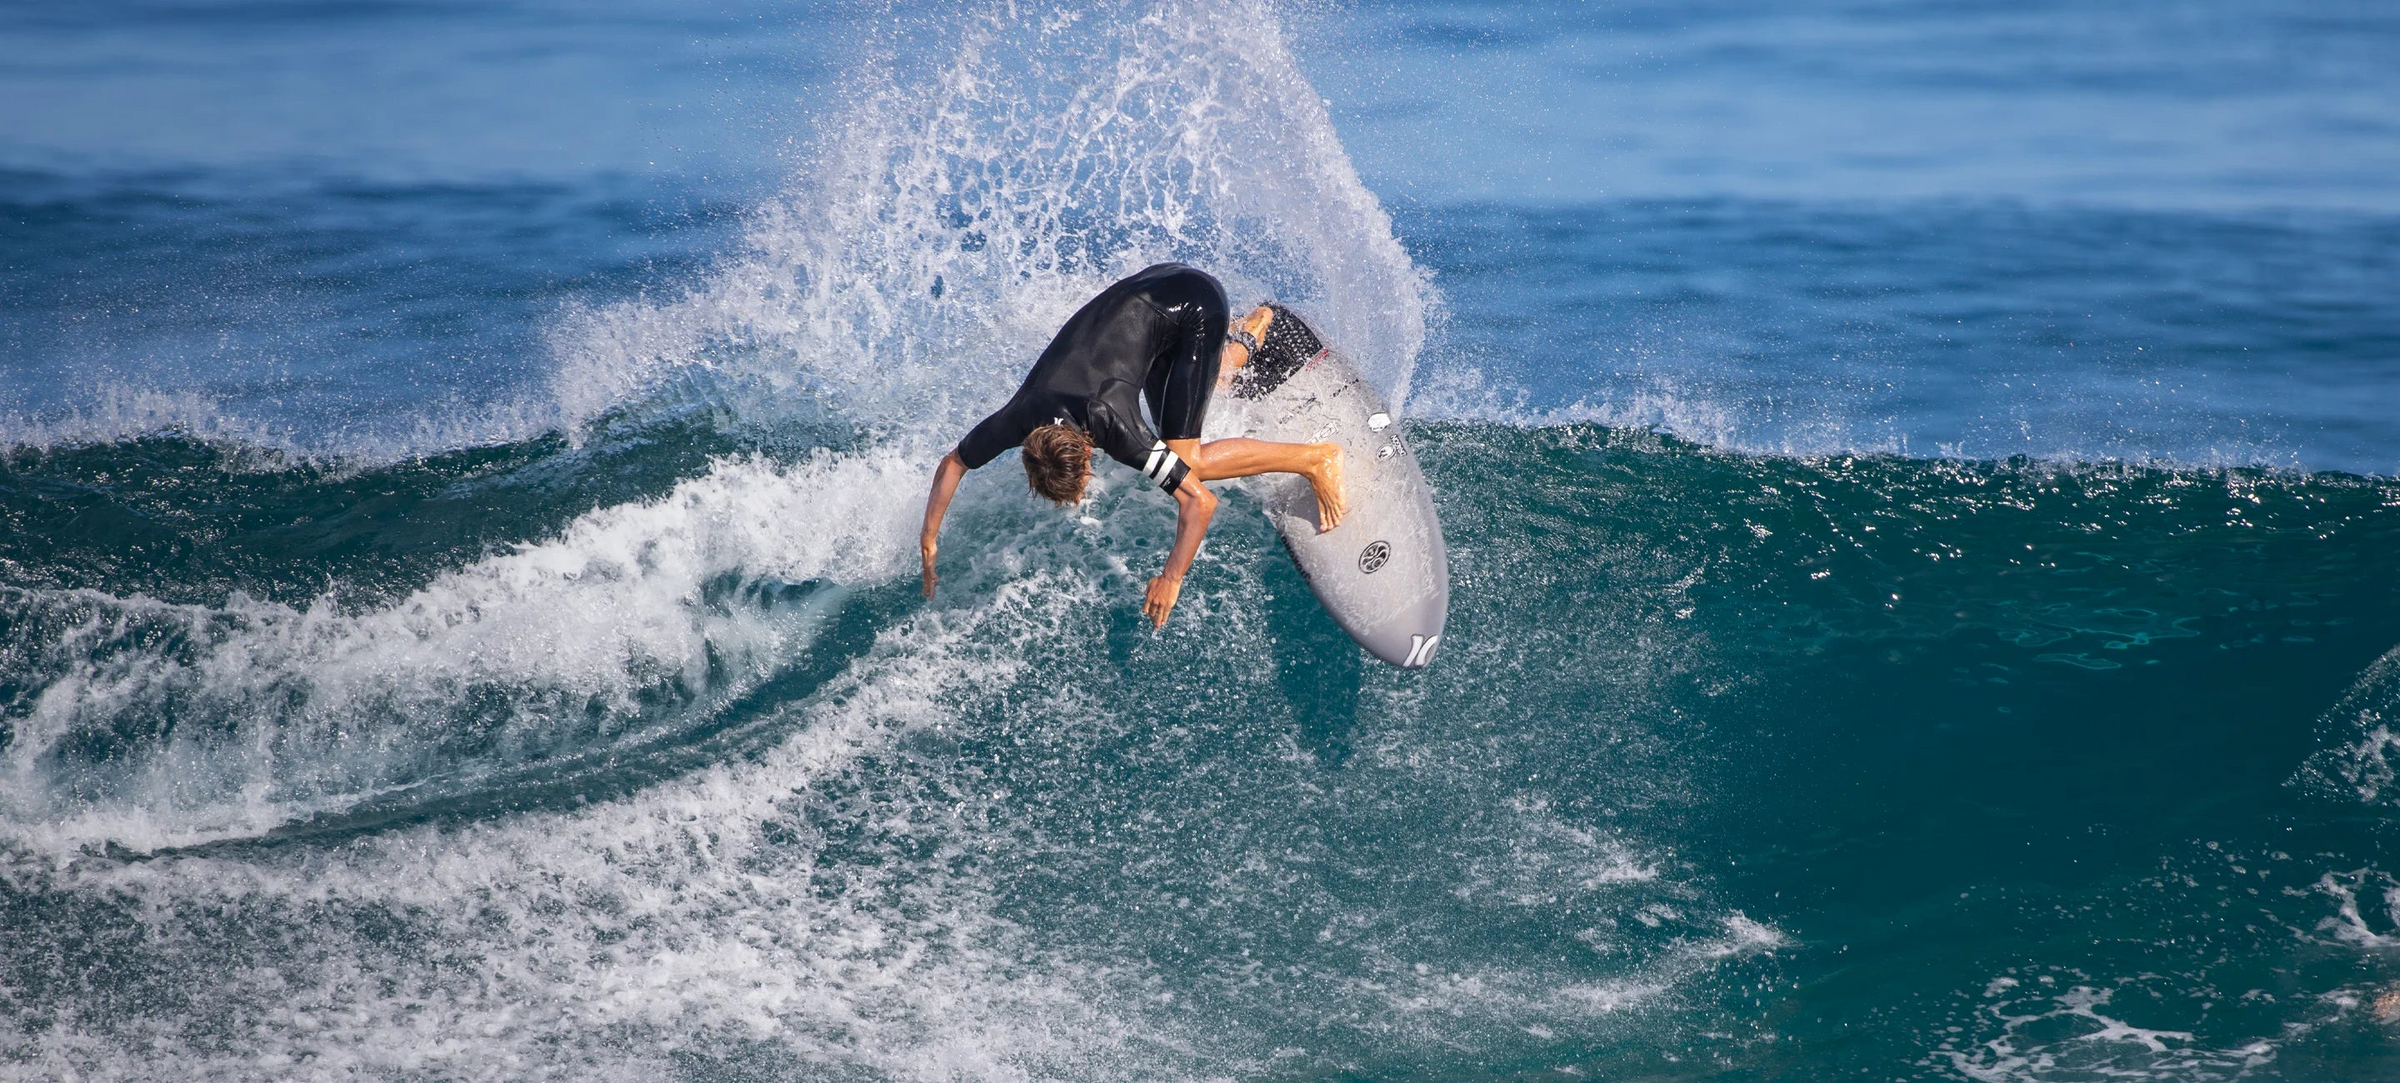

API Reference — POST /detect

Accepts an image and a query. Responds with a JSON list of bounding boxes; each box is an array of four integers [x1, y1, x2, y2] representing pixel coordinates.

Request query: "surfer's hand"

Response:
[[1143, 573, 1183, 628], [919, 450, 964, 601]]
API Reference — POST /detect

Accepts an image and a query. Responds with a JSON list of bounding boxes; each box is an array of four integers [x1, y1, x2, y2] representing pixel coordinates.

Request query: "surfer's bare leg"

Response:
[[1164, 436, 1346, 531]]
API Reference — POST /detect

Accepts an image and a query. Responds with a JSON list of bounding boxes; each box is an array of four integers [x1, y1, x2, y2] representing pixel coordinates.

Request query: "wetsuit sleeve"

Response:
[[954, 405, 1030, 470], [1090, 397, 1189, 493]]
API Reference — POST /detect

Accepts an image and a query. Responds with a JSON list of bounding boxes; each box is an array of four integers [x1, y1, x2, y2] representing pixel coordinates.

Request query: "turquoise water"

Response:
[[5, 2, 2400, 1079]]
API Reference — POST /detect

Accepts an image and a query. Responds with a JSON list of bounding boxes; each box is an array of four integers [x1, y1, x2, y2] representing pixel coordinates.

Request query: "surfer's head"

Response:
[[1021, 423, 1094, 505]]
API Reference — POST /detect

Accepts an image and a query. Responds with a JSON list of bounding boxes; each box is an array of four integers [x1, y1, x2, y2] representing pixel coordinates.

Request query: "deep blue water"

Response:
[[4, 2, 2399, 1080]]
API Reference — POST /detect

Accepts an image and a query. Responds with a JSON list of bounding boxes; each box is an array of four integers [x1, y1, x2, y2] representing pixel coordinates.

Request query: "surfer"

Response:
[[918, 262, 1347, 628]]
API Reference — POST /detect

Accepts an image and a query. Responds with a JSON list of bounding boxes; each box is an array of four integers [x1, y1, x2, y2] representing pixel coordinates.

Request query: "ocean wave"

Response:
[[0, 449, 922, 852], [19, 1, 2400, 1077]]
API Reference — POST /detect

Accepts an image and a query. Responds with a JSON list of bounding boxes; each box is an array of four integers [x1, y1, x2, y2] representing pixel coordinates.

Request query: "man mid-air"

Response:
[[918, 262, 1347, 627]]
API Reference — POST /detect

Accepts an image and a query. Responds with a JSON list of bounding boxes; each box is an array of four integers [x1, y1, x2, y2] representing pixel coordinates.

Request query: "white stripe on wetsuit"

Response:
[[1143, 441, 1183, 488]]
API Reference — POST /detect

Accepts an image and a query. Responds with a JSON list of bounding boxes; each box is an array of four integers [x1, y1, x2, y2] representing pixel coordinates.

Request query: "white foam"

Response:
[[2296, 644, 2400, 806], [1, 449, 924, 852], [1451, 794, 1659, 909], [2309, 869, 2400, 948], [0, 376, 570, 463], [1933, 969, 2285, 1082], [2, 559, 1178, 1082]]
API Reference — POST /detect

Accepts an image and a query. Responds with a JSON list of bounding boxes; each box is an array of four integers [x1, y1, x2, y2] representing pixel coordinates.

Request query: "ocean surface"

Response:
[[5, 1, 2399, 1079]]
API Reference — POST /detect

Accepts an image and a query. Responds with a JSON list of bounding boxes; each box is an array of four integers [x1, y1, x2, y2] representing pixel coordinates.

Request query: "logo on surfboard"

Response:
[[1358, 540, 1391, 574]]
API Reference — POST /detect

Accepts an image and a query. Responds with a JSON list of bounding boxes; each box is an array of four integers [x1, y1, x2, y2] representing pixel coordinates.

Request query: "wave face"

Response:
[[6, 2, 2400, 1082], [10, 415, 2400, 1079]]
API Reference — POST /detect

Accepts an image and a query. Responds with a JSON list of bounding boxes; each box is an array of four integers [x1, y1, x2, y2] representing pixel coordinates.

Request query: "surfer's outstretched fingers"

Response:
[[1143, 573, 1182, 627]]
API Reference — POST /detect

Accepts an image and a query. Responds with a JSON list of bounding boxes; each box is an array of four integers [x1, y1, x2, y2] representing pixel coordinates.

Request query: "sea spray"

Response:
[[547, 0, 1433, 444]]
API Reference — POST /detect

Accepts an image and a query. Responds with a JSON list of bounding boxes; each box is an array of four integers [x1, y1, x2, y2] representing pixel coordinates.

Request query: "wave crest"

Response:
[[548, 0, 1433, 445]]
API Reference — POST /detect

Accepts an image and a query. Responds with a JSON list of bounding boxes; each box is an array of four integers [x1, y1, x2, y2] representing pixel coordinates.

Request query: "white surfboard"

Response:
[[1214, 308, 1448, 669]]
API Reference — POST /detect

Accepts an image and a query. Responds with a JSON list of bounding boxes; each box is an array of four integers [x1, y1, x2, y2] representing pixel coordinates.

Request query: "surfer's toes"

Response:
[[1249, 304, 1276, 344]]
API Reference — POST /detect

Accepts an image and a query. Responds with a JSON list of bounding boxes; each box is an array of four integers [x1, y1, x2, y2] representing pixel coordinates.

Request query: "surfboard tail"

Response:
[[1229, 303, 1329, 400]]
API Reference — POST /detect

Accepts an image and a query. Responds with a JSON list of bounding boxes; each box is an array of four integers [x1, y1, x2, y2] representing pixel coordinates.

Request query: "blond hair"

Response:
[[1021, 424, 1093, 504]]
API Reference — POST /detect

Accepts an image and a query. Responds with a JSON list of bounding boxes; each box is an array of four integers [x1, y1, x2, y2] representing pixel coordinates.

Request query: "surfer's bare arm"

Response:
[[1168, 436, 1347, 531], [1143, 476, 1217, 627], [921, 450, 967, 598]]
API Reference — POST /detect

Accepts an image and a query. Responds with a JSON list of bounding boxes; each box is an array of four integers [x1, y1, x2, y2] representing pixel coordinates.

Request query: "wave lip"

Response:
[[545, 0, 1434, 453]]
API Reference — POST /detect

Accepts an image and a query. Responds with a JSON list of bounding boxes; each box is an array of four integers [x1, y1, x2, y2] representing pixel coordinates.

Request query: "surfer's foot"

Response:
[[1220, 304, 1276, 383], [1307, 442, 1346, 531]]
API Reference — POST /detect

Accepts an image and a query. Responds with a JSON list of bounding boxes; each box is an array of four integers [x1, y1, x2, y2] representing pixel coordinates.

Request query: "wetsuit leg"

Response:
[[1143, 285, 1229, 441]]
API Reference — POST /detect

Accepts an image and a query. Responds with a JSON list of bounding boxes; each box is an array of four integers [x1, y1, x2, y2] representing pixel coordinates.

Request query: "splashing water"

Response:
[[549, 0, 1433, 444]]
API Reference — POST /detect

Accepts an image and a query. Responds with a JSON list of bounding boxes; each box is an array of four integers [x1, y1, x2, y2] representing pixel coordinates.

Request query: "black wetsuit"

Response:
[[954, 263, 1229, 493]]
